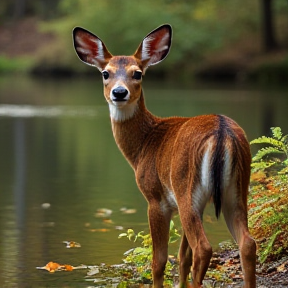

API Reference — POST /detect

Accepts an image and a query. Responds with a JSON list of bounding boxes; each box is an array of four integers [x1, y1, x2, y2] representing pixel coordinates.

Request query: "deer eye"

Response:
[[133, 70, 142, 80], [102, 70, 109, 80]]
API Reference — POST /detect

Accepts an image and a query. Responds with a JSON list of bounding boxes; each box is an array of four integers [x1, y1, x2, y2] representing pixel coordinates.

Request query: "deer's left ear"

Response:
[[134, 24, 172, 74]]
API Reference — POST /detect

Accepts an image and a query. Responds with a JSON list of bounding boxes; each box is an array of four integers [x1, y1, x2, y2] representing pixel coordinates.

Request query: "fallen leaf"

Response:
[[87, 266, 100, 276], [41, 203, 51, 209], [36, 261, 62, 273], [102, 219, 114, 224], [121, 208, 137, 214], [115, 226, 124, 230], [63, 264, 74, 271], [95, 208, 113, 218], [277, 261, 288, 272], [36, 262, 87, 273], [63, 241, 81, 248], [251, 171, 266, 182], [89, 228, 110, 232]]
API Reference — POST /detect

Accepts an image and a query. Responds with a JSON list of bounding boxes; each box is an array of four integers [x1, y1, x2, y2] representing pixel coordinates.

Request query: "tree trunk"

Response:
[[13, 0, 26, 19], [261, 0, 278, 52]]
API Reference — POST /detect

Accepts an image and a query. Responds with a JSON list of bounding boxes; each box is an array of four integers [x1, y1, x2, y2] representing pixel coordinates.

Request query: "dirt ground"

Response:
[[206, 247, 288, 287]]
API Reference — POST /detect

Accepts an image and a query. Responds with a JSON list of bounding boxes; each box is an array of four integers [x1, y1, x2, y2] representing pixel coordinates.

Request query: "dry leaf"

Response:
[[63, 241, 81, 248], [63, 264, 74, 271], [36, 262, 86, 273], [95, 208, 113, 218], [102, 219, 114, 224], [121, 208, 137, 214], [41, 203, 51, 209], [36, 261, 63, 273], [89, 228, 110, 232]]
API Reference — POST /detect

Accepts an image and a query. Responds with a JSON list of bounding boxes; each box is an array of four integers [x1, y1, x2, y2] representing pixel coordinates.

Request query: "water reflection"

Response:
[[0, 77, 287, 287]]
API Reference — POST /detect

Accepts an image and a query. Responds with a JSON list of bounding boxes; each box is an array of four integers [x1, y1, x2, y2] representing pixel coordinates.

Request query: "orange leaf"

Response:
[[89, 228, 110, 232], [43, 262, 62, 273], [63, 264, 74, 271], [63, 241, 81, 248]]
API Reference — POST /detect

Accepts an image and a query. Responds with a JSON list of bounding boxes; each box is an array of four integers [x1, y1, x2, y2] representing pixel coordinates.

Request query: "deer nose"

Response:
[[112, 86, 128, 101]]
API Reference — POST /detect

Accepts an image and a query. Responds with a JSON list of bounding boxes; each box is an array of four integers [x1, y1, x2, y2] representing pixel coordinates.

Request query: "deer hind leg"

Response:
[[222, 190, 256, 288], [148, 201, 172, 288], [178, 204, 212, 288], [178, 233, 192, 287]]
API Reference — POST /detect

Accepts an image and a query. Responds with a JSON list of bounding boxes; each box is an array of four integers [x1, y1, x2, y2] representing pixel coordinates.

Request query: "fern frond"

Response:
[[271, 127, 283, 140], [251, 161, 275, 173], [250, 136, 286, 151], [282, 135, 288, 143], [252, 147, 284, 162]]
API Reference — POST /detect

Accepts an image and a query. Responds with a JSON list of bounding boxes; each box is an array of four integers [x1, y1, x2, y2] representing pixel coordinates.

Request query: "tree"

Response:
[[261, 0, 278, 52]]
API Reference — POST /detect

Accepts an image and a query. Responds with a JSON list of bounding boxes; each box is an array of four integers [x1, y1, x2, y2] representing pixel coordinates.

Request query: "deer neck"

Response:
[[109, 91, 158, 168]]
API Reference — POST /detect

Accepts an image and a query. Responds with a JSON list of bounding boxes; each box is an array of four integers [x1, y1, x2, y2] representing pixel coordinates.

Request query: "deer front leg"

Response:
[[148, 201, 172, 288]]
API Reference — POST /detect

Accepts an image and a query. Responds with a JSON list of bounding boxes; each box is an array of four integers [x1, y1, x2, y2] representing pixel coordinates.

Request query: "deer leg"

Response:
[[178, 233, 192, 288], [223, 203, 256, 288], [148, 201, 172, 288], [178, 207, 212, 288]]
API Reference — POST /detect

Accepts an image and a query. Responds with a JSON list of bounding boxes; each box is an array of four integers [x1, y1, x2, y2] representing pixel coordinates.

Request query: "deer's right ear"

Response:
[[73, 27, 112, 71]]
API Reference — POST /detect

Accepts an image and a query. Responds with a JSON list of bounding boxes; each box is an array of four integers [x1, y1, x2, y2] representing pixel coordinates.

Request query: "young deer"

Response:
[[73, 24, 256, 288]]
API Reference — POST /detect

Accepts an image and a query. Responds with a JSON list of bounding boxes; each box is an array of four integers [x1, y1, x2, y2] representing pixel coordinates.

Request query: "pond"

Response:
[[0, 75, 287, 287]]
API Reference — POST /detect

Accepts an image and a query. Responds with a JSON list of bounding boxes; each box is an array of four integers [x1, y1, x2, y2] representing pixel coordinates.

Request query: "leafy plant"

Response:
[[250, 127, 288, 174], [249, 128, 288, 263], [118, 220, 180, 284], [248, 172, 288, 263]]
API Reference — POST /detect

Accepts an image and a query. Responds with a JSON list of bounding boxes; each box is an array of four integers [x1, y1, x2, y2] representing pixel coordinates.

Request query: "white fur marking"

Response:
[[109, 99, 138, 122], [91, 38, 104, 59], [141, 35, 154, 61], [201, 143, 212, 192], [193, 142, 213, 215], [141, 33, 169, 64], [160, 188, 178, 213], [76, 35, 104, 61]]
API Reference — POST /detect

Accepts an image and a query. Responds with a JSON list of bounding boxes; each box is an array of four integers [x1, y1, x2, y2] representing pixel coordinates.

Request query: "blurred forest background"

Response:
[[0, 0, 288, 84]]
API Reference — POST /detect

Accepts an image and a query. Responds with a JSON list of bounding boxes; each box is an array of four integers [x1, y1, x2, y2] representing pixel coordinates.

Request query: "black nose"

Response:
[[112, 86, 128, 101]]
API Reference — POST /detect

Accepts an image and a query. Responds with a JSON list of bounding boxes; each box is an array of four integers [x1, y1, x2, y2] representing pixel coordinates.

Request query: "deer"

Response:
[[73, 24, 256, 288]]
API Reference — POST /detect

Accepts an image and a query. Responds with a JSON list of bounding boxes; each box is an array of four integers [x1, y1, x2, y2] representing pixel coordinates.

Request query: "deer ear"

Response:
[[73, 27, 112, 71], [134, 24, 172, 74]]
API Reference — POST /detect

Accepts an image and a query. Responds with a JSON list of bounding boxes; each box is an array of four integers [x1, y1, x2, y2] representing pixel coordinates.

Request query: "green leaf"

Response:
[[252, 147, 283, 162], [271, 127, 283, 140]]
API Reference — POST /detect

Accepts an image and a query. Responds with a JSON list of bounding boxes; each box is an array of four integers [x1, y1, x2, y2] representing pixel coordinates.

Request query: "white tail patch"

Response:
[[192, 142, 213, 215], [201, 141, 213, 192]]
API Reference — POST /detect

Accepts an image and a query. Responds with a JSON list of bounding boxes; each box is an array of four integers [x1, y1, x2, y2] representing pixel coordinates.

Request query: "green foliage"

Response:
[[250, 127, 288, 174], [0, 56, 33, 74], [34, 0, 261, 77], [249, 172, 288, 263], [118, 220, 180, 283]]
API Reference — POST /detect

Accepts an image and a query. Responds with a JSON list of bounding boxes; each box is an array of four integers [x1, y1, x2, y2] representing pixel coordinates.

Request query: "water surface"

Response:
[[0, 76, 287, 287]]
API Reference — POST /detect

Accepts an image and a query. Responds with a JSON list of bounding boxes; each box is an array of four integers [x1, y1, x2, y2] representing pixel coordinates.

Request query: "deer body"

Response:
[[73, 24, 256, 288]]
